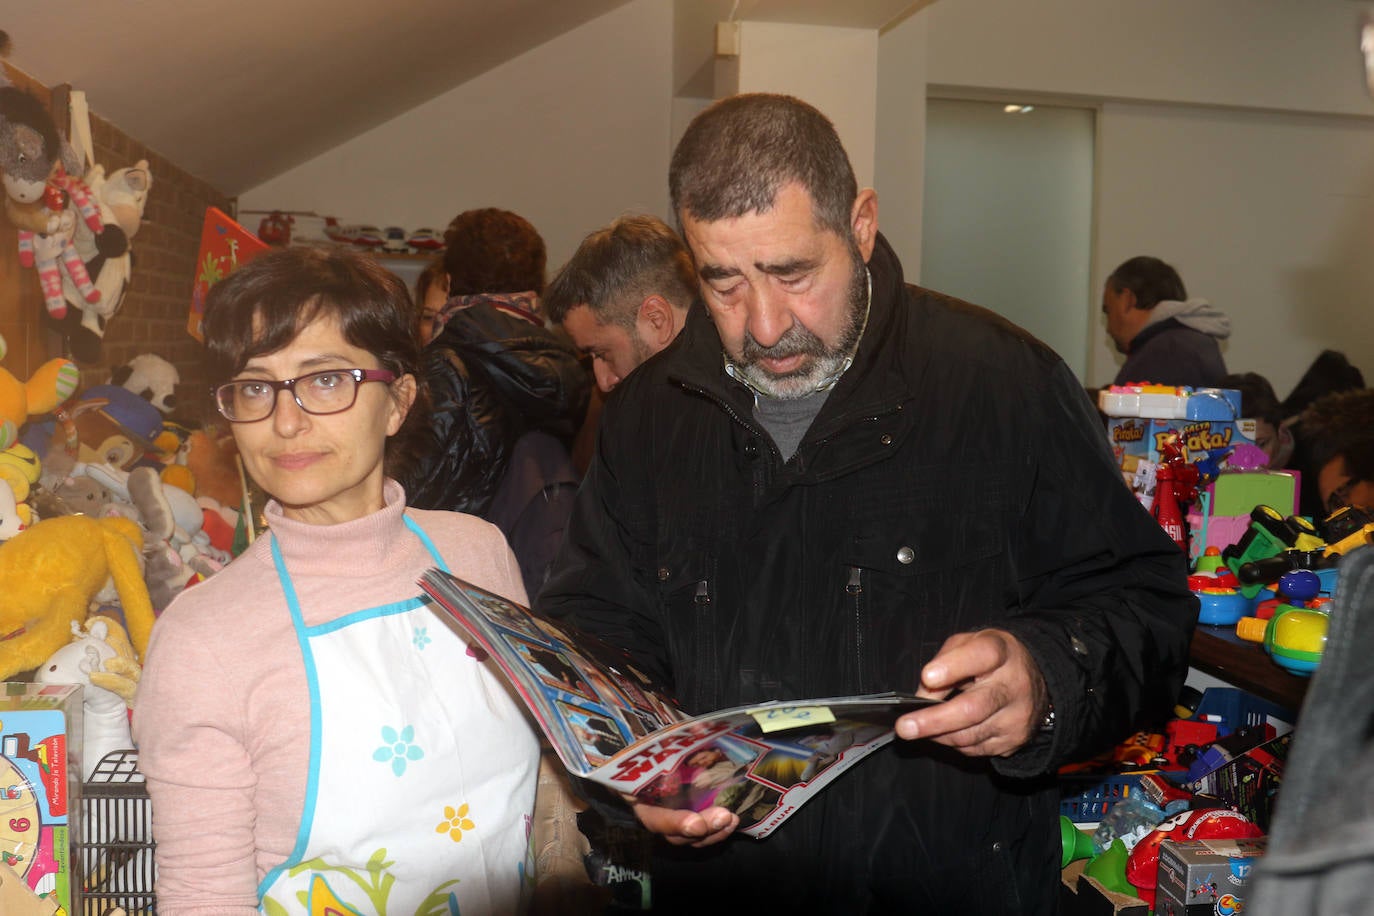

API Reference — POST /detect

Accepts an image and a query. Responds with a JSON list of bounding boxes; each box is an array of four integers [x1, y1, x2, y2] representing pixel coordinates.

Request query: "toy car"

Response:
[[330, 224, 385, 248], [382, 227, 409, 253], [406, 227, 444, 252]]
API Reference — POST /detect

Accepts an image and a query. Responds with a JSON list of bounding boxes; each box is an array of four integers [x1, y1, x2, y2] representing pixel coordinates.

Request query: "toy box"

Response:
[[1099, 386, 1241, 422], [0, 683, 82, 915], [1186, 732, 1290, 832], [1107, 417, 1258, 478], [1153, 836, 1266, 916]]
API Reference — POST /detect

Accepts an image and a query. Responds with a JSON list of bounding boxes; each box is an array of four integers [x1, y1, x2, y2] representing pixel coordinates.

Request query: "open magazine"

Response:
[[419, 569, 938, 838]]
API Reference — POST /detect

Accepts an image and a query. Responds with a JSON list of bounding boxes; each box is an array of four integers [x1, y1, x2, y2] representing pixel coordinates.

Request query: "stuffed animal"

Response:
[[76, 461, 228, 608], [0, 444, 38, 538], [0, 83, 72, 232], [67, 384, 163, 469], [109, 353, 179, 415], [20, 196, 102, 319], [184, 425, 243, 509], [0, 514, 154, 680], [57, 160, 152, 360], [0, 332, 81, 450], [35, 617, 141, 779]]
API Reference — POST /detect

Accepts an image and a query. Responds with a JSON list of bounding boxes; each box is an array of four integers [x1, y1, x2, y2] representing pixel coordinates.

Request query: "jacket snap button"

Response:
[[896, 546, 915, 565], [880, 434, 893, 446], [658, 567, 671, 582]]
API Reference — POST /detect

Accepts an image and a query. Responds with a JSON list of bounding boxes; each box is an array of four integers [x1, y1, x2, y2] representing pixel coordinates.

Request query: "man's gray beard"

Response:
[[736, 255, 869, 400]]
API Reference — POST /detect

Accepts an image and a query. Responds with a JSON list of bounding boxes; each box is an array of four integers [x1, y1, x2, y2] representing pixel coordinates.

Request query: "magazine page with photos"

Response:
[[420, 569, 938, 838]]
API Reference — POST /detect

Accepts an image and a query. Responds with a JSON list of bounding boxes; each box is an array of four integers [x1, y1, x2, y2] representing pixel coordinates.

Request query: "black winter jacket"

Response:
[[537, 235, 1196, 914], [399, 300, 589, 518]]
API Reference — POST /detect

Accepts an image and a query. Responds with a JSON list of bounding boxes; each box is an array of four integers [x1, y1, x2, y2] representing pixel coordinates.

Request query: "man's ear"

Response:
[[851, 189, 879, 262], [637, 295, 680, 350]]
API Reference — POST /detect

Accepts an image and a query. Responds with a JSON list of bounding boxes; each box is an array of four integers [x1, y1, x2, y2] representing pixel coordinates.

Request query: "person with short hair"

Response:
[[135, 245, 540, 915], [413, 256, 449, 344], [538, 93, 1195, 914], [1103, 255, 1230, 387], [1294, 387, 1374, 516], [1221, 371, 1294, 467], [400, 208, 590, 597], [545, 214, 697, 393]]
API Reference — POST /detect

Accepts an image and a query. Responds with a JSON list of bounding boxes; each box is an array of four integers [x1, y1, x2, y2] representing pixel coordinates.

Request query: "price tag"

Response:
[[748, 705, 836, 734]]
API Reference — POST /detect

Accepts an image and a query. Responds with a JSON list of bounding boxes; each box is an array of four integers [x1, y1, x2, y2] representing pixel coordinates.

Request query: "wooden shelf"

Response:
[[1189, 624, 1309, 717]]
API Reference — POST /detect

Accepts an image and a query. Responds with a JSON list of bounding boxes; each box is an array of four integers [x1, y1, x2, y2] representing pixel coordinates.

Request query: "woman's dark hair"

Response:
[[201, 243, 429, 479], [441, 208, 546, 296], [1280, 350, 1366, 420]]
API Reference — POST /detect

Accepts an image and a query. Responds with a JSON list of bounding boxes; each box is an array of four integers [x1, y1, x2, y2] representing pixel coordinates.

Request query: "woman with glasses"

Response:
[[134, 245, 541, 915]]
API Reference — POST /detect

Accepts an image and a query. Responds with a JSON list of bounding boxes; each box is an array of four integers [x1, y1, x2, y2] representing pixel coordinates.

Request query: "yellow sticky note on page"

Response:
[[748, 705, 836, 733]]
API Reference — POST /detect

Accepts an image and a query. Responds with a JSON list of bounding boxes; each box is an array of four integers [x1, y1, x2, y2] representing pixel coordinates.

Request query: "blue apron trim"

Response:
[[256, 512, 448, 901], [306, 596, 427, 636]]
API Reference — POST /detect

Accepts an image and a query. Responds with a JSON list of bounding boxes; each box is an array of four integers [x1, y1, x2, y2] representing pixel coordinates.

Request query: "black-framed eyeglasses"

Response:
[[213, 368, 397, 423], [1326, 477, 1364, 515]]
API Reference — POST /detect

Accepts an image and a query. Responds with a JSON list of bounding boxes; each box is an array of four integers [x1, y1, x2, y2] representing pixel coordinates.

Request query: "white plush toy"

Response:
[[109, 352, 179, 415], [34, 617, 141, 780], [62, 161, 152, 331]]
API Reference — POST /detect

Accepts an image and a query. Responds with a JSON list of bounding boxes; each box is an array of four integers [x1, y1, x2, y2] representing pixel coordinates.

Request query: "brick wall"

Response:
[[86, 110, 233, 425], [1, 62, 233, 426]]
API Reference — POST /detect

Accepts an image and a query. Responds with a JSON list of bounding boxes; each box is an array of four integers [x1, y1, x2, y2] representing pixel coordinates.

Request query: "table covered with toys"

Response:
[[1057, 383, 1374, 914]]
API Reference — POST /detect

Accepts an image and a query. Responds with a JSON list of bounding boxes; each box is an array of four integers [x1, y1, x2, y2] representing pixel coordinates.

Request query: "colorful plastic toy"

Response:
[[1236, 599, 1330, 676]]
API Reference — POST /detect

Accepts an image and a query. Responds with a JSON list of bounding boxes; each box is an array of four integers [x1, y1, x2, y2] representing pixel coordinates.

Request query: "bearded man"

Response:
[[538, 93, 1195, 914]]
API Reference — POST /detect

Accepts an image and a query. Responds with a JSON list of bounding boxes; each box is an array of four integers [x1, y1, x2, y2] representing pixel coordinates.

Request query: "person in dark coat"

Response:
[[1103, 255, 1230, 388], [537, 93, 1196, 914], [399, 209, 589, 597]]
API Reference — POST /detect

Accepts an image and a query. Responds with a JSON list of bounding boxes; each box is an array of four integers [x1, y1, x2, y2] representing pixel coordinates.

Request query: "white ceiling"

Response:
[[2, 0, 924, 196]]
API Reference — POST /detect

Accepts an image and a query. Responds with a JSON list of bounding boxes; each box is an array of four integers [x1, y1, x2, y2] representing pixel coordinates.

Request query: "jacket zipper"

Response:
[[847, 566, 864, 689], [694, 578, 716, 707], [674, 380, 775, 498]]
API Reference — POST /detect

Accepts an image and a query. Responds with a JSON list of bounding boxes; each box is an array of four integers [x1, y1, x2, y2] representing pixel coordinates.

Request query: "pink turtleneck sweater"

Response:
[[132, 481, 533, 915]]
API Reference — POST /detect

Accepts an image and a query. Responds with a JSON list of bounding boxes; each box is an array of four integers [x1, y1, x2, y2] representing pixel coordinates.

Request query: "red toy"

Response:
[[1151, 435, 1200, 552], [1126, 807, 1263, 908]]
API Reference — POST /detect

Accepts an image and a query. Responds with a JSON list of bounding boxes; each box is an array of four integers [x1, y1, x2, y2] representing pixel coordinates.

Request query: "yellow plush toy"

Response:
[[0, 332, 81, 450], [0, 514, 156, 680]]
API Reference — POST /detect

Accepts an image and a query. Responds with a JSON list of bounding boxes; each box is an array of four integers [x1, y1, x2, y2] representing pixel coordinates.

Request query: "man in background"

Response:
[[1104, 255, 1230, 387], [544, 214, 697, 393]]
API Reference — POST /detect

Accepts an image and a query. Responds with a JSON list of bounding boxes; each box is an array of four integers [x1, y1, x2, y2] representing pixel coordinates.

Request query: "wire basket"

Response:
[[76, 749, 156, 915]]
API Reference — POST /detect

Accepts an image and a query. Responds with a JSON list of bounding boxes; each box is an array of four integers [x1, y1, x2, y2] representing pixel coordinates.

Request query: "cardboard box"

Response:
[[1060, 860, 1149, 916], [0, 683, 82, 915], [1186, 732, 1290, 832], [1108, 417, 1258, 477], [1153, 837, 1266, 916]]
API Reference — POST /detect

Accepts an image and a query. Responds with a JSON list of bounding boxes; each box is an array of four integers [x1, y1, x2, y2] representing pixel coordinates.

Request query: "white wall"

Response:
[[239, 0, 674, 268], [1091, 101, 1374, 393], [875, 10, 928, 278], [736, 23, 880, 188], [918, 0, 1374, 395], [922, 0, 1374, 117]]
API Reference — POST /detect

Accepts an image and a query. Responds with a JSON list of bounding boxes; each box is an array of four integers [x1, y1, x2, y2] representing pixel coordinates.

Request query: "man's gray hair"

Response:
[[545, 214, 697, 329], [669, 93, 858, 238]]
